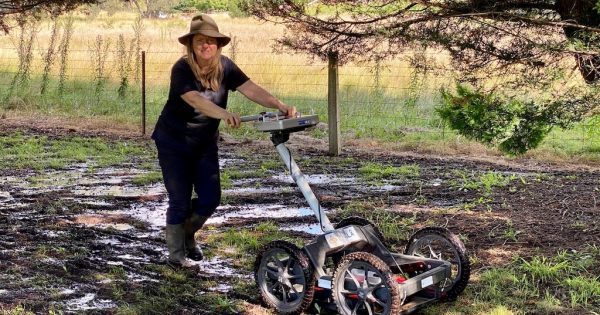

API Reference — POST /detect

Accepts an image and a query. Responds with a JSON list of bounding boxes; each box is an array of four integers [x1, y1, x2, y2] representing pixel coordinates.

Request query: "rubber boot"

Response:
[[184, 213, 208, 261], [166, 224, 194, 268]]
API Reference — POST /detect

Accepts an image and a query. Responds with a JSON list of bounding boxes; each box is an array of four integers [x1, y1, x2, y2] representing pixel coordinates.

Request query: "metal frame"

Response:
[[244, 113, 456, 314]]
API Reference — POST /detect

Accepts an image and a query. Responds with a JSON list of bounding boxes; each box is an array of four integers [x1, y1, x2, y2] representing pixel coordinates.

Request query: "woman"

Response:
[[152, 14, 296, 267]]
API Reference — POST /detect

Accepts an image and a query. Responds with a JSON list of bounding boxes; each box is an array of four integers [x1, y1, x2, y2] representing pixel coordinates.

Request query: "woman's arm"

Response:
[[237, 80, 297, 117], [181, 91, 241, 128]]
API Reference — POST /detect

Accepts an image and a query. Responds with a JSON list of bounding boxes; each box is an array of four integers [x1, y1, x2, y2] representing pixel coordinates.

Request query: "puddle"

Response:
[[272, 173, 357, 185], [65, 293, 117, 311], [219, 158, 244, 167], [196, 256, 246, 277], [223, 186, 284, 194], [72, 182, 164, 199], [0, 174, 37, 187], [41, 257, 63, 266], [281, 222, 328, 235], [371, 184, 400, 192], [59, 289, 75, 296], [111, 201, 167, 231], [207, 283, 232, 293], [96, 238, 122, 246], [100, 223, 135, 230], [76, 200, 115, 207], [208, 204, 316, 224], [93, 167, 145, 176], [116, 254, 146, 261], [127, 273, 160, 283], [77, 177, 124, 185], [116, 200, 321, 230], [0, 202, 28, 211]]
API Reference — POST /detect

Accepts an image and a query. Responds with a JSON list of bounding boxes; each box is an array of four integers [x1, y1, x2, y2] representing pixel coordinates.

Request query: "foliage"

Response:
[[242, 0, 600, 82], [174, 0, 246, 16], [0, 0, 100, 33], [437, 84, 594, 155]]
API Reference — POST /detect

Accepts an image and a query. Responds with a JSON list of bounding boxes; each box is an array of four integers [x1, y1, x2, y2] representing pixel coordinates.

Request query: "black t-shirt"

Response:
[[152, 55, 249, 153]]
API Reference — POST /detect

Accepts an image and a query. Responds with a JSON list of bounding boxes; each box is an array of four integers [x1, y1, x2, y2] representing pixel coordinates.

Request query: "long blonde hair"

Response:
[[185, 38, 224, 91]]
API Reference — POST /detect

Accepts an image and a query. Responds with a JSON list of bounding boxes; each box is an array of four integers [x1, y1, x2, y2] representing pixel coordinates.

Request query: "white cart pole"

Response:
[[275, 143, 335, 232]]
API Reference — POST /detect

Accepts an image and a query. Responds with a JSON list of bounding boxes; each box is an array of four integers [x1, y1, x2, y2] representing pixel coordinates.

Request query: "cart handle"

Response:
[[240, 111, 287, 123]]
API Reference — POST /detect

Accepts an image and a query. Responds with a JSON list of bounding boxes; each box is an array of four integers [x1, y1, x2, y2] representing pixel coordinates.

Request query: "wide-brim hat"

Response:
[[178, 14, 231, 47]]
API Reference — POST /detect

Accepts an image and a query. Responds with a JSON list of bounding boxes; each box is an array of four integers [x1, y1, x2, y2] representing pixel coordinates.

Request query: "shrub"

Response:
[[436, 84, 582, 155]]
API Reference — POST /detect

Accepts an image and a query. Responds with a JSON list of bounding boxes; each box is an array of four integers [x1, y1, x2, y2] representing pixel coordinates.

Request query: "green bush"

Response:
[[436, 85, 578, 155], [174, 0, 247, 16]]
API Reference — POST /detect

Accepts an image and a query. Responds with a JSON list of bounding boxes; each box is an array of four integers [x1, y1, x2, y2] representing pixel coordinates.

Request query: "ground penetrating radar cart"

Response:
[[240, 112, 471, 315]]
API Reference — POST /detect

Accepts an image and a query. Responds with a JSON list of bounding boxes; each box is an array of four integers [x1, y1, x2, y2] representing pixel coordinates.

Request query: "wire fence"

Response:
[[0, 45, 598, 151]]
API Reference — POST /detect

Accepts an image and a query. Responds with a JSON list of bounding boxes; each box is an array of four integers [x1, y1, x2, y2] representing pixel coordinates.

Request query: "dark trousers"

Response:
[[156, 143, 221, 225]]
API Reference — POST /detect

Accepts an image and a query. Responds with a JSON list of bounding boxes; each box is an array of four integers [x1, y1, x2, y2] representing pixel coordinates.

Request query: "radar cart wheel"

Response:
[[254, 240, 315, 314], [404, 227, 470, 300], [332, 252, 402, 315]]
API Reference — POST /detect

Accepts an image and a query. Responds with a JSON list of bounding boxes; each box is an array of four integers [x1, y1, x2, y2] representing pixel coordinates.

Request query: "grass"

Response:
[[204, 221, 302, 270], [421, 247, 600, 315], [358, 162, 420, 185], [0, 132, 153, 170], [131, 171, 162, 186], [450, 170, 524, 196]]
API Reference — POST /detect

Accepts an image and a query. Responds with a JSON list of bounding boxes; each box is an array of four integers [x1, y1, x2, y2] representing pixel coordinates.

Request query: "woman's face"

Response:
[[192, 34, 219, 64]]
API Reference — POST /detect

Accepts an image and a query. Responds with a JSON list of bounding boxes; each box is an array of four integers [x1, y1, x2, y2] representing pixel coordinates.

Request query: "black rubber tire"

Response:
[[331, 216, 387, 265], [254, 240, 315, 315], [404, 226, 470, 301], [332, 251, 402, 315]]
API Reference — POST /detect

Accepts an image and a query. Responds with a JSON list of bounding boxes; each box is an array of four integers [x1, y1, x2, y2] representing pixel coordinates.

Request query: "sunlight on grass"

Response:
[[0, 132, 154, 170], [358, 162, 420, 181], [463, 247, 600, 314]]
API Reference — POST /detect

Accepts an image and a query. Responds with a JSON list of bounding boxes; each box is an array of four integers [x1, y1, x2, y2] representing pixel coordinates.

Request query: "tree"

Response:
[[243, 0, 600, 154], [243, 1, 599, 83], [0, 0, 100, 33]]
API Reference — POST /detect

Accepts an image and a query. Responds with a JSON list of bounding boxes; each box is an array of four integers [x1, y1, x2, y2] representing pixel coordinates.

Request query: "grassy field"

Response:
[[0, 11, 599, 163]]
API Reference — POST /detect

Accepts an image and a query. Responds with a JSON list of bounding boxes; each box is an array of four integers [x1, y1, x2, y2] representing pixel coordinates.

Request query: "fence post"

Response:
[[141, 50, 146, 136], [328, 51, 340, 156]]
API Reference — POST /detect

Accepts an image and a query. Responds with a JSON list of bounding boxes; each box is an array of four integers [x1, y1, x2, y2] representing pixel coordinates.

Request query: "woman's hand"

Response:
[[237, 81, 298, 118], [223, 112, 241, 128], [278, 104, 297, 118]]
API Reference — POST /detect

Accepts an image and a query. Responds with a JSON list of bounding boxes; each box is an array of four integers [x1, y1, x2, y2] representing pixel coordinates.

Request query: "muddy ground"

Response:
[[0, 123, 598, 314]]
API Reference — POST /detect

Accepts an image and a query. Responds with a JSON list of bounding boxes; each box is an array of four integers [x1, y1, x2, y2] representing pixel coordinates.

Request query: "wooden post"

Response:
[[328, 51, 340, 156], [141, 50, 146, 136]]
